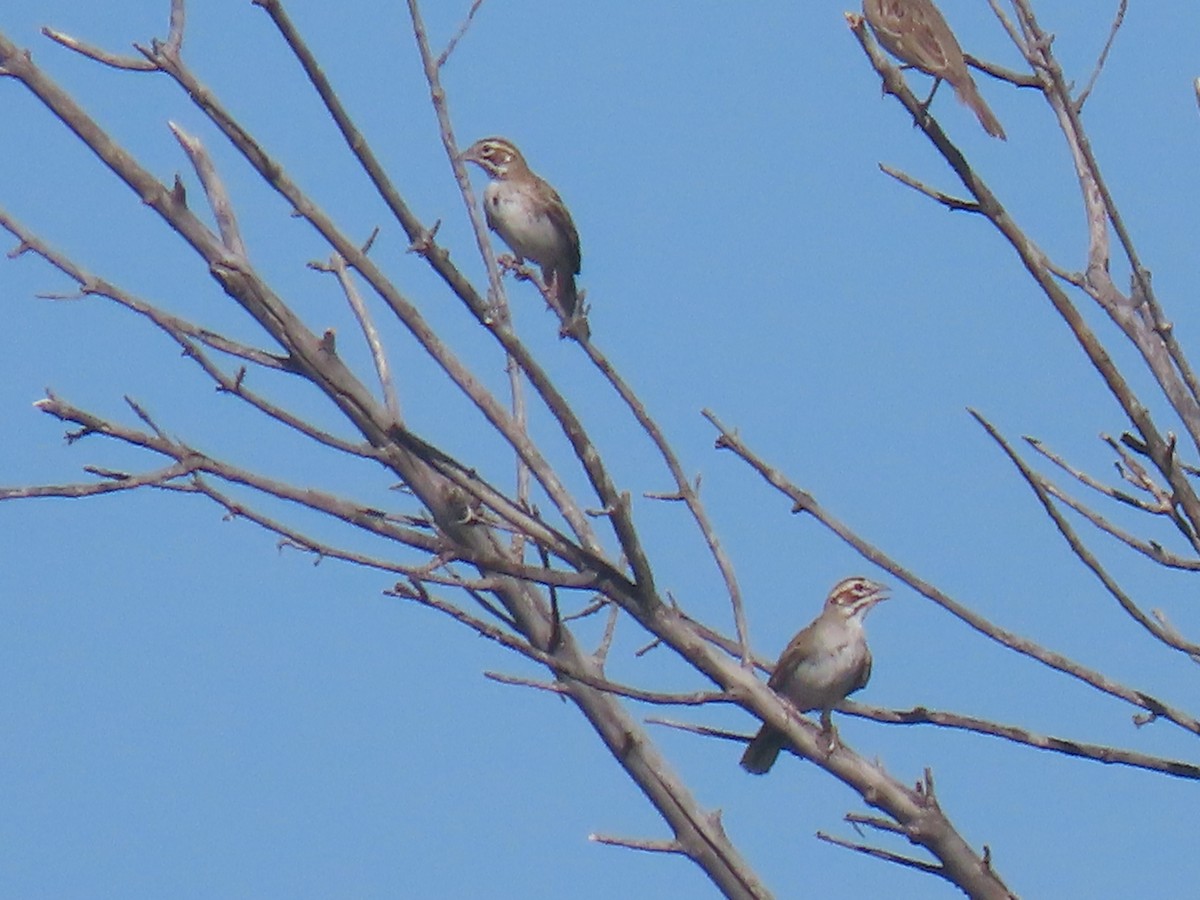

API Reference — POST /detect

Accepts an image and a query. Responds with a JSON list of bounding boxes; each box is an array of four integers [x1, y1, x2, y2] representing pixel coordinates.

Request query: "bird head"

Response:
[[460, 137, 526, 179], [825, 576, 889, 621]]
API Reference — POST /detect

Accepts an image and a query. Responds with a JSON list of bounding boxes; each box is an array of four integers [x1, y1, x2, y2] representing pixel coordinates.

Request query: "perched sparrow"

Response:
[[460, 137, 582, 318], [740, 576, 889, 775], [862, 0, 1006, 140]]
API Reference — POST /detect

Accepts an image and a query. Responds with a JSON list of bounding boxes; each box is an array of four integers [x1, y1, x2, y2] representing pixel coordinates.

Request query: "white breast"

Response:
[[484, 180, 569, 268]]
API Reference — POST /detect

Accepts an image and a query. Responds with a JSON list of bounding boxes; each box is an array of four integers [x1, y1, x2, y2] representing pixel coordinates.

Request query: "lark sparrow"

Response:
[[461, 136, 582, 319], [741, 576, 889, 774], [863, 0, 1006, 140]]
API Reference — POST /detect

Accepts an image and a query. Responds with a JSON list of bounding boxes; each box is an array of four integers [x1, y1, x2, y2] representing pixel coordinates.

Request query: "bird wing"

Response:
[[543, 184, 581, 274], [850, 646, 873, 696], [871, 0, 957, 75], [766, 625, 814, 693]]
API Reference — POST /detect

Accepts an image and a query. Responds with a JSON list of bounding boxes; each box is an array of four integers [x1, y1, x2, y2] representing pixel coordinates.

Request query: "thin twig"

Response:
[[645, 717, 751, 745], [486, 670, 730, 708], [1036, 473, 1200, 573], [845, 813, 907, 836], [483, 672, 567, 695], [0, 206, 400, 460], [974, 411, 1200, 661], [436, 0, 487, 68], [316, 251, 402, 422], [41, 0, 185, 69], [168, 122, 247, 258], [595, 602, 620, 664], [1026, 436, 1160, 513], [879, 164, 980, 213], [815, 832, 944, 878], [25, 395, 608, 594], [588, 834, 684, 855], [1103, 435, 1191, 537], [0, 461, 197, 500], [843, 701, 1200, 779], [41, 27, 156, 71], [410, 590, 730, 708], [1074, 0, 1127, 111], [578, 339, 751, 665]]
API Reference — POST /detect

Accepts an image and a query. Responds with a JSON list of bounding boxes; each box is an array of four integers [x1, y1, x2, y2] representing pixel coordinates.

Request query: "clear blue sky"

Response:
[[3, 2, 1199, 897]]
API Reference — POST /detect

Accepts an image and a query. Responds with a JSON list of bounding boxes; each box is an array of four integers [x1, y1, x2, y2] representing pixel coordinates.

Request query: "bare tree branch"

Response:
[[436, 0, 488, 69], [311, 250, 402, 422], [974, 410, 1200, 660], [13, 2, 1192, 895], [1073, 0, 1128, 111], [816, 831, 944, 878], [589, 834, 685, 855], [704, 408, 1200, 736], [844, 701, 1200, 779]]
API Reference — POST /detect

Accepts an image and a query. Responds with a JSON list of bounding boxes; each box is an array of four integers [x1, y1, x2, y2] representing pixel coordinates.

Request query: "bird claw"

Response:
[[498, 254, 534, 282], [559, 311, 591, 342], [484, 301, 507, 324], [821, 724, 841, 756], [819, 710, 840, 755]]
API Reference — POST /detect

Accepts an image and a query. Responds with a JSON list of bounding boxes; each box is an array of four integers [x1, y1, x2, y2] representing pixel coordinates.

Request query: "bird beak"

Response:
[[867, 582, 891, 606], [458, 144, 480, 164]]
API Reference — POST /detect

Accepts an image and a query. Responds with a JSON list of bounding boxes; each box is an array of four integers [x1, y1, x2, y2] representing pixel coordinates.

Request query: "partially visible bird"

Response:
[[460, 137, 582, 319], [740, 576, 889, 775], [862, 0, 1006, 140]]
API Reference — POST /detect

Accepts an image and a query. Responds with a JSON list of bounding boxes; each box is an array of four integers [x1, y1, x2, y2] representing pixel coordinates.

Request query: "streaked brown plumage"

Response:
[[863, 0, 1006, 140], [740, 577, 889, 775], [460, 137, 581, 317]]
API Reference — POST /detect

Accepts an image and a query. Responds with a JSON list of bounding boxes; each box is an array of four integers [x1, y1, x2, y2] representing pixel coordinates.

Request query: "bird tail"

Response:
[[557, 270, 578, 318], [955, 79, 1006, 140], [740, 727, 785, 775]]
